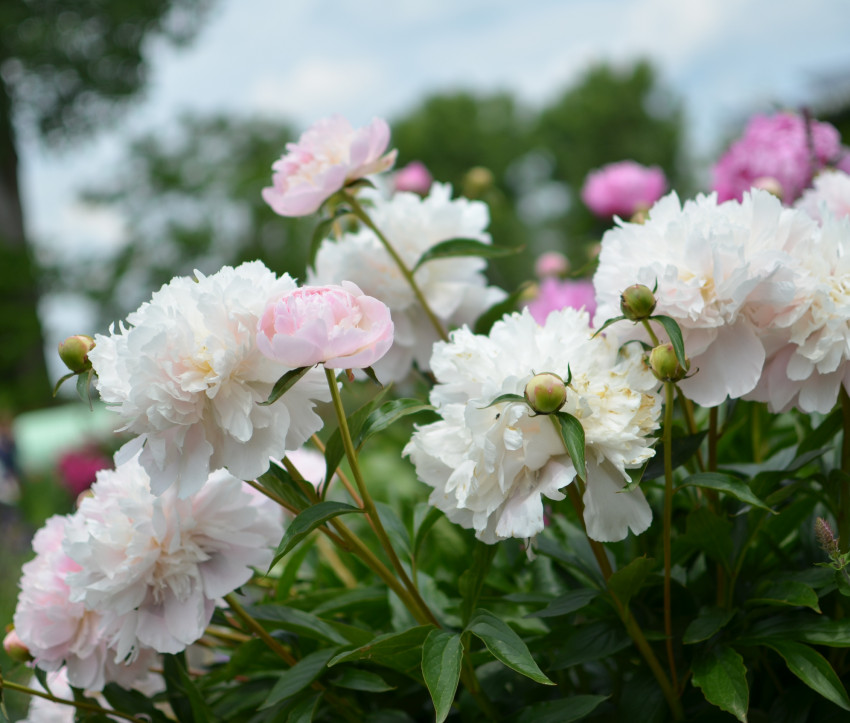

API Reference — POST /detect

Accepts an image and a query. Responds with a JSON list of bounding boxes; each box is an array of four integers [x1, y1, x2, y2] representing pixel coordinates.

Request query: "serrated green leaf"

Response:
[[260, 366, 313, 406], [683, 607, 736, 644], [422, 630, 463, 723], [330, 668, 396, 692], [526, 588, 600, 618], [413, 238, 521, 270], [473, 283, 531, 336], [765, 640, 850, 711], [466, 609, 554, 685], [607, 556, 654, 608], [651, 314, 687, 369], [691, 645, 749, 722], [241, 604, 350, 645], [358, 398, 435, 447], [515, 695, 608, 723], [748, 581, 821, 613], [261, 648, 338, 710], [553, 412, 586, 479], [680, 472, 775, 513], [328, 625, 435, 674], [270, 502, 364, 568]]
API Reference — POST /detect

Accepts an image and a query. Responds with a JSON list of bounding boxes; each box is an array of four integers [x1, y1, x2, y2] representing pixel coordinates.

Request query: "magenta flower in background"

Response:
[[526, 277, 596, 324], [712, 112, 845, 203], [57, 446, 110, 497], [262, 115, 397, 217], [581, 161, 667, 218], [258, 282, 394, 369], [394, 161, 433, 196]]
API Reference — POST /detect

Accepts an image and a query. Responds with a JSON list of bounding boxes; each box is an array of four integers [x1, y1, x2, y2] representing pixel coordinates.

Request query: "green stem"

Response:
[[641, 318, 661, 346], [708, 406, 718, 472], [663, 382, 679, 693], [838, 387, 850, 553], [0, 679, 148, 723], [345, 194, 448, 342], [224, 593, 298, 665], [324, 368, 440, 627]]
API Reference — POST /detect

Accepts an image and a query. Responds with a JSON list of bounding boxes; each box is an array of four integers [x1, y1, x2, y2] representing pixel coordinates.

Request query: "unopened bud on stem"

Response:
[[58, 335, 95, 373], [3, 628, 31, 662], [524, 372, 567, 414], [649, 343, 689, 382], [620, 284, 657, 321]]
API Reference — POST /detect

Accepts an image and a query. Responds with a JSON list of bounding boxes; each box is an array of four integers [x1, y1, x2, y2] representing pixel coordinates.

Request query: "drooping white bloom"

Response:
[[89, 261, 330, 497], [796, 170, 850, 223], [13, 516, 157, 691], [404, 308, 660, 544], [63, 453, 283, 659], [309, 184, 506, 382], [593, 190, 819, 407], [748, 212, 850, 413]]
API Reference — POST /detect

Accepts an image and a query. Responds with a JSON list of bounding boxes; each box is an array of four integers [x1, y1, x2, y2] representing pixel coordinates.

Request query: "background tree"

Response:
[[0, 0, 213, 412]]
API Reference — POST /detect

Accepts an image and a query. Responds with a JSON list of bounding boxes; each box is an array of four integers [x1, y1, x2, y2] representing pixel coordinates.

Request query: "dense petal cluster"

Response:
[[262, 115, 397, 217], [404, 308, 660, 544], [309, 184, 506, 382], [581, 160, 667, 218], [712, 112, 846, 203], [89, 262, 329, 498], [593, 190, 819, 407], [796, 170, 850, 223]]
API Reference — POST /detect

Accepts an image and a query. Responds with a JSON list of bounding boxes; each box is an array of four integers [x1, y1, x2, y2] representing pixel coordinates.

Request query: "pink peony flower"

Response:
[[262, 115, 397, 217], [581, 161, 667, 218], [258, 282, 394, 370], [394, 161, 433, 196], [57, 446, 111, 497], [534, 251, 569, 278], [712, 112, 844, 203], [526, 278, 596, 325]]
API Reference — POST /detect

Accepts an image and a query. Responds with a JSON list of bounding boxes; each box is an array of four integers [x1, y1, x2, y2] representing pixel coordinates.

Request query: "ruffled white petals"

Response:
[[405, 307, 661, 544], [583, 459, 652, 543], [89, 261, 329, 497]]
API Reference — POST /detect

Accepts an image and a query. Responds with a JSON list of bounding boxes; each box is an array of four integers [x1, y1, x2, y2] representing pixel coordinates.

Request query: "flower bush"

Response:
[[5, 109, 850, 723]]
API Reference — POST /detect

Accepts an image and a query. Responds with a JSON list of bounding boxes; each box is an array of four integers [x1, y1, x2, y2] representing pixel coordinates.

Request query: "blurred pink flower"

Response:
[[57, 446, 110, 497], [526, 277, 596, 324], [581, 161, 667, 218], [534, 251, 569, 278], [712, 112, 844, 203], [258, 282, 394, 369], [394, 161, 433, 196], [262, 115, 397, 217], [796, 170, 850, 223]]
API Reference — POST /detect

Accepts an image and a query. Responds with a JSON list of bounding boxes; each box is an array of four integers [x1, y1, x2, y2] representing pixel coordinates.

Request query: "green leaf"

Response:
[[459, 542, 498, 626], [680, 472, 775, 513], [413, 504, 444, 560], [163, 653, 213, 723], [309, 210, 351, 269], [412, 238, 521, 270], [466, 609, 554, 685], [549, 621, 631, 670], [358, 398, 435, 447], [242, 604, 350, 645], [515, 695, 608, 723], [473, 283, 531, 335], [691, 645, 749, 722], [260, 366, 314, 406], [287, 691, 323, 723], [765, 640, 850, 711], [642, 430, 707, 480], [361, 365, 384, 387], [607, 556, 654, 608], [421, 630, 463, 723], [76, 369, 95, 410], [258, 462, 313, 511], [553, 412, 586, 479], [330, 668, 396, 692], [262, 648, 338, 709], [745, 616, 850, 647], [680, 507, 733, 572], [480, 392, 525, 409], [683, 607, 736, 644], [651, 314, 687, 369], [270, 502, 364, 568], [526, 588, 600, 618], [748, 581, 821, 613], [376, 501, 413, 561], [101, 684, 172, 723], [328, 626, 436, 673], [591, 314, 627, 338]]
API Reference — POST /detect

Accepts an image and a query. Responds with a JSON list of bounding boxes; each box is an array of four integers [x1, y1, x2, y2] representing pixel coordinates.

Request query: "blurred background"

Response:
[[1, 0, 850, 712]]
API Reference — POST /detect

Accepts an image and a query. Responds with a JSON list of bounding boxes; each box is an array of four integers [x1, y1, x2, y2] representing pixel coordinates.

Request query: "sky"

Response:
[[17, 0, 850, 380]]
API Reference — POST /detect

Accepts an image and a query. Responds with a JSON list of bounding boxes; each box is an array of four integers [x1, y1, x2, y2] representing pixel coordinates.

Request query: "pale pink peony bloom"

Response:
[[796, 170, 850, 223], [64, 453, 283, 660], [581, 161, 667, 218], [526, 277, 597, 324], [258, 281, 394, 370], [394, 161, 433, 196], [534, 251, 569, 278], [712, 112, 844, 203], [262, 115, 397, 217]]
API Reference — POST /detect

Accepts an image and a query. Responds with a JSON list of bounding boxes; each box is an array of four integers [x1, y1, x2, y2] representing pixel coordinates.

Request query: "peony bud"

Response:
[[620, 284, 657, 321], [3, 628, 32, 662], [649, 343, 689, 382], [534, 251, 570, 279], [58, 335, 95, 373], [394, 161, 433, 196], [753, 176, 784, 201], [524, 372, 567, 414]]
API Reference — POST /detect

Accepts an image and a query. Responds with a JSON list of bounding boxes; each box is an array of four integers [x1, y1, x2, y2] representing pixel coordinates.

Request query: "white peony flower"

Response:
[[404, 308, 660, 544], [308, 184, 506, 382], [796, 170, 850, 223], [89, 261, 330, 498], [64, 453, 283, 659], [593, 190, 818, 407], [747, 211, 850, 413]]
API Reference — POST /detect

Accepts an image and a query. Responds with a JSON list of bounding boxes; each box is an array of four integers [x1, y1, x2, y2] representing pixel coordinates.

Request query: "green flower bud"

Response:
[[58, 335, 95, 373], [3, 628, 31, 663], [620, 284, 657, 321], [649, 343, 689, 382], [524, 372, 567, 414], [463, 166, 494, 199]]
